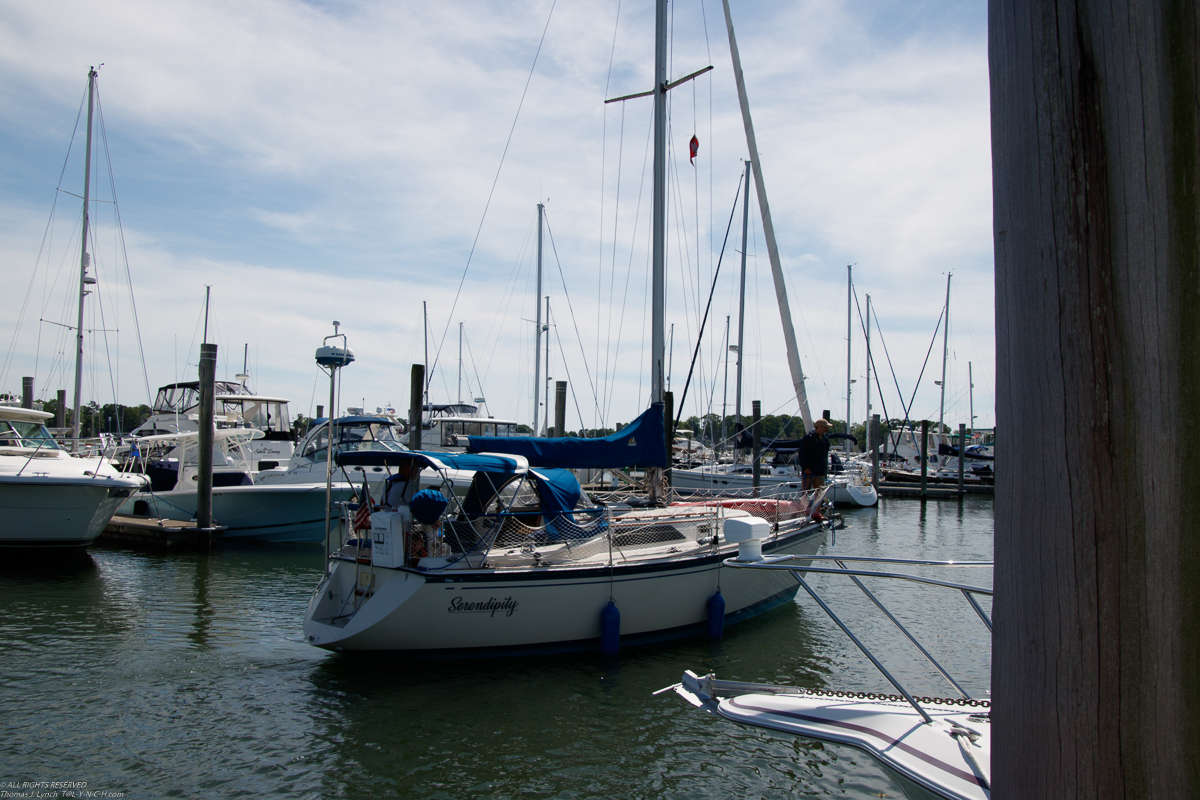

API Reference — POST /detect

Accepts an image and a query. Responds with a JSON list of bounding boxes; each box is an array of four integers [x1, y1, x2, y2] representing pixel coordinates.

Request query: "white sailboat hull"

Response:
[[304, 523, 824, 654], [830, 478, 878, 507]]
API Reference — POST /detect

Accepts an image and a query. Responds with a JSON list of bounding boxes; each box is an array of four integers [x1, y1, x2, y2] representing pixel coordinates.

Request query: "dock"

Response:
[[99, 515, 224, 548], [876, 482, 993, 499]]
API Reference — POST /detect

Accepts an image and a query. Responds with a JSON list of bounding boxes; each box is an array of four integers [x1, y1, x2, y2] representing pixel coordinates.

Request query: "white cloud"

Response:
[[0, 0, 995, 432]]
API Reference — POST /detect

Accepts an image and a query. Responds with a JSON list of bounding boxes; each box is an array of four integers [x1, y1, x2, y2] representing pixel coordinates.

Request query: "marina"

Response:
[[0, 496, 992, 798], [0, 3, 999, 797]]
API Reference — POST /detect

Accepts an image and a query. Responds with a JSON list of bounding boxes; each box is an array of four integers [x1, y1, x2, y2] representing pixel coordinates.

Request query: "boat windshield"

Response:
[[219, 399, 292, 434], [152, 381, 249, 414], [0, 420, 62, 450], [438, 420, 518, 446], [302, 421, 406, 462]]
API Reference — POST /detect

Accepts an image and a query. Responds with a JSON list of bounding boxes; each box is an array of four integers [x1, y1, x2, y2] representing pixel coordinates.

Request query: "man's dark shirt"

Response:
[[798, 430, 831, 476]]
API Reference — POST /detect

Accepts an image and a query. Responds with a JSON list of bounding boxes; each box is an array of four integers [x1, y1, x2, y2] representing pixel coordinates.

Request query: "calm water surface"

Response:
[[0, 497, 992, 799]]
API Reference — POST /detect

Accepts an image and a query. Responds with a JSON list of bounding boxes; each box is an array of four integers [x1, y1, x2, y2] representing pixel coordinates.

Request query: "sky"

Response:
[[0, 0, 994, 437]]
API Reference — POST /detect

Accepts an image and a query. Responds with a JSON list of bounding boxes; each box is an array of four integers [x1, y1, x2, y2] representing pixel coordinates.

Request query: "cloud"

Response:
[[0, 0, 995, 431]]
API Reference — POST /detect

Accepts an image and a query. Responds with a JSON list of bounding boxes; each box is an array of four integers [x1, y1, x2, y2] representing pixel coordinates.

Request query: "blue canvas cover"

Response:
[[409, 489, 449, 524], [336, 450, 524, 474], [529, 468, 582, 516], [465, 404, 668, 468]]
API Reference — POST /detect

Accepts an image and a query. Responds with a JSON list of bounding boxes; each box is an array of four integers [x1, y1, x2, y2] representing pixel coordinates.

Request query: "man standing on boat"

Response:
[[799, 419, 831, 490]]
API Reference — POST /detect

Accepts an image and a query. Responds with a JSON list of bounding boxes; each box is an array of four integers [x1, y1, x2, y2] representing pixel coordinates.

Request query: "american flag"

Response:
[[353, 479, 372, 531]]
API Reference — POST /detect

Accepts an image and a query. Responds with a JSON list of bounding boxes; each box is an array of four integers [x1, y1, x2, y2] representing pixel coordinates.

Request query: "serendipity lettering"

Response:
[[447, 596, 518, 617]]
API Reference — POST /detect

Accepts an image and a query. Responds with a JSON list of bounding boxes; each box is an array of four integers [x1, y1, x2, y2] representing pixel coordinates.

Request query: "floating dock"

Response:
[[876, 482, 993, 499], [100, 515, 223, 548]]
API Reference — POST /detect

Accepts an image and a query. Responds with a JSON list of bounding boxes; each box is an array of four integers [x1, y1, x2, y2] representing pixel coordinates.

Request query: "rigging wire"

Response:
[[603, 110, 655, 426], [595, 0, 624, 433], [672, 172, 744, 430], [856, 287, 908, 424], [1, 83, 87, 392], [429, 0, 558, 392], [549, 305, 591, 436], [95, 86, 152, 406], [542, 212, 602, 425]]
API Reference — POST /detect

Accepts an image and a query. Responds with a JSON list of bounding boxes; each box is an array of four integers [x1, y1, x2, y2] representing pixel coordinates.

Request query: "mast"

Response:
[[543, 296, 551, 435], [721, 0, 813, 433], [533, 202, 544, 433], [721, 315, 730, 453], [865, 293, 872, 455], [71, 67, 97, 448], [457, 321, 463, 405], [422, 300, 429, 428], [650, 0, 667, 406], [846, 264, 852, 453], [735, 160, 749, 429], [939, 273, 951, 437], [969, 361, 975, 437]]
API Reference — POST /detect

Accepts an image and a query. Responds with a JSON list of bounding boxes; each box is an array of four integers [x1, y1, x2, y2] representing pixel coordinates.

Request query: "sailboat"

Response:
[[301, 1, 829, 655], [0, 68, 146, 548]]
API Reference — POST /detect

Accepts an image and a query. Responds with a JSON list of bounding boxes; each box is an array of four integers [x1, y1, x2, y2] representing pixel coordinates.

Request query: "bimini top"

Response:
[[0, 406, 54, 423], [336, 449, 528, 475], [464, 403, 668, 469]]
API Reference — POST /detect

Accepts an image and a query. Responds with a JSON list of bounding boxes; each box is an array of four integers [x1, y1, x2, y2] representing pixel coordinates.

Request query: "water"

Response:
[[0, 497, 992, 799]]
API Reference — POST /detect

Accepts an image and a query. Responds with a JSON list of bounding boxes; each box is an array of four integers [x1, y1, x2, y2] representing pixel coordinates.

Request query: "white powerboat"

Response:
[[256, 415, 474, 499], [0, 406, 145, 548], [126, 381, 296, 469], [669, 554, 993, 800], [405, 403, 522, 452], [119, 428, 351, 544]]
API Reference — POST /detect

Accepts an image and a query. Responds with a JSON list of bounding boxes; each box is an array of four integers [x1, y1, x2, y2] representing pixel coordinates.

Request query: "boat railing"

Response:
[[454, 505, 722, 567], [722, 554, 992, 724], [332, 482, 829, 571]]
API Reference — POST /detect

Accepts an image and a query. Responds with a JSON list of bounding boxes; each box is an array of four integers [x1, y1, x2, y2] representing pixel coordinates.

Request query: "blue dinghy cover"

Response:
[[409, 489, 449, 525], [465, 403, 668, 469]]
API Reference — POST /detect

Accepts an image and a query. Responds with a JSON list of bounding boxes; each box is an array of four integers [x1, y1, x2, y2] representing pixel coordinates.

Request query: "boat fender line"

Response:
[[600, 600, 621, 655], [706, 590, 726, 639]]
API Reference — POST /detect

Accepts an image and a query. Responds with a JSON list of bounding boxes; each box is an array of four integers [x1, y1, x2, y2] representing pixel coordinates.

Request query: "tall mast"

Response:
[[72, 67, 97, 448], [650, 0, 667, 406], [939, 273, 951, 436], [969, 361, 975, 437], [422, 300, 429, 426], [457, 321, 463, 405], [721, 315, 730, 452], [865, 293, 872, 454], [543, 296, 551, 434], [735, 160, 749, 429], [846, 264, 852, 452], [721, 0, 813, 432], [533, 202, 544, 433]]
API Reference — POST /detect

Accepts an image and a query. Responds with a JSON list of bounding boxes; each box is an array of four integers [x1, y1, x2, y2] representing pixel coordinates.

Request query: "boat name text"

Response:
[[448, 596, 518, 617]]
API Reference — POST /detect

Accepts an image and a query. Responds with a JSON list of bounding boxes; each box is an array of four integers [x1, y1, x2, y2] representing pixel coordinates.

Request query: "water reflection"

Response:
[[304, 616, 900, 799], [0, 497, 991, 799]]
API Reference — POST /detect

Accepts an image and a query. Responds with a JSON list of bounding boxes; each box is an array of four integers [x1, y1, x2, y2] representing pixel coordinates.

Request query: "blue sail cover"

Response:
[[465, 403, 668, 469]]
